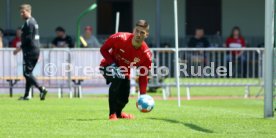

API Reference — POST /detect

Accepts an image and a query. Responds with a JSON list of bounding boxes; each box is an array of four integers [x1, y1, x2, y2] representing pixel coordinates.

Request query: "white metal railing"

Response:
[[0, 48, 265, 99]]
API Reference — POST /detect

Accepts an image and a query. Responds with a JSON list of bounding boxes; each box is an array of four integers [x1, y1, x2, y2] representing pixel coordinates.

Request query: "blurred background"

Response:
[[0, 0, 265, 48]]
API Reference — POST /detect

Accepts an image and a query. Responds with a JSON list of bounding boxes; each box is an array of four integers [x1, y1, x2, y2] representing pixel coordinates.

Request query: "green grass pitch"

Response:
[[0, 94, 275, 138]]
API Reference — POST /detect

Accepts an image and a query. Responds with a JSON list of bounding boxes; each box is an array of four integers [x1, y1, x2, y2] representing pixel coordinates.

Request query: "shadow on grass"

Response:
[[149, 118, 213, 133]]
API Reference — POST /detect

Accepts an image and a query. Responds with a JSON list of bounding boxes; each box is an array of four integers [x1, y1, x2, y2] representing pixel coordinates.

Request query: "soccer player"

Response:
[[13, 4, 47, 100], [100, 20, 152, 120]]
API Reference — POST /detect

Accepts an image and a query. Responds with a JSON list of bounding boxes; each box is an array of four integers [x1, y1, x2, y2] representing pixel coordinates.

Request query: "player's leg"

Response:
[[116, 79, 134, 119], [23, 80, 32, 98], [108, 78, 123, 119], [25, 58, 40, 88], [19, 57, 33, 100], [116, 79, 130, 115], [18, 78, 32, 100], [23, 52, 47, 100], [29, 55, 48, 100]]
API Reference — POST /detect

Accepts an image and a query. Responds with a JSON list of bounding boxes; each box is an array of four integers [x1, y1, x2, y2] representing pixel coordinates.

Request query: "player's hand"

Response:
[[110, 63, 125, 79], [13, 49, 19, 55], [13, 48, 21, 55], [99, 63, 125, 84]]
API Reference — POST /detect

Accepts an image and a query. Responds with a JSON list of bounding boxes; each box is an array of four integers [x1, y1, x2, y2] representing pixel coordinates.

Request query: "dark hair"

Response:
[[230, 26, 242, 38], [195, 26, 204, 31], [135, 20, 149, 31], [55, 26, 65, 32]]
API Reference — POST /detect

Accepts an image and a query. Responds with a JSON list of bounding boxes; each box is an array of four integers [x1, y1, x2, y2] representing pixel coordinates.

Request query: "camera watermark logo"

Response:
[[43, 62, 232, 77], [179, 62, 232, 77], [44, 63, 57, 77]]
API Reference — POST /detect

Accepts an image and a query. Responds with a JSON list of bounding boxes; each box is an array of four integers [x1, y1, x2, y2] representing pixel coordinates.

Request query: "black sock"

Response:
[[24, 81, 31, 98]]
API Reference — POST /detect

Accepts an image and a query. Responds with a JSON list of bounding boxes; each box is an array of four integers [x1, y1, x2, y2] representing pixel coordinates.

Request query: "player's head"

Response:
[[20, 4, 32, 19], [195, 27, 205, 39], [84, 26, 93, 37], [133, 20, 149, 43], [230, 26, 242, 39], [55, 26, 66, 38]]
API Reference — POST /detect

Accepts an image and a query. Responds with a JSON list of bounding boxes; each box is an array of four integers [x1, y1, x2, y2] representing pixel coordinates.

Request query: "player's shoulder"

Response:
[[28, 17, 37, 25], [27, 17, 39, 29], [109, 32, 132, 41], [141, 42, 152, 61], [141, 42, 150, 52]]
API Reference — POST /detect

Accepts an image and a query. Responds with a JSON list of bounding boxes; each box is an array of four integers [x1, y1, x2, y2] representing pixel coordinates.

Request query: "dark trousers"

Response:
[[109, 79, 130, 116], [23, 50, 41, 98]]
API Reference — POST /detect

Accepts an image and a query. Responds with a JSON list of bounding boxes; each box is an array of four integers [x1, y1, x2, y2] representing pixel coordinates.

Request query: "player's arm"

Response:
[[51, 38, 58, 48], [13, 47, 22, 55], [93, 36, 101, 48], [67, 36, 74, 48], [100, 34, 118, 65], [225, 38, 230, 47], [24, 21, 35, 46], [138, 51, 152, 94], [236, 38, 246, 57]]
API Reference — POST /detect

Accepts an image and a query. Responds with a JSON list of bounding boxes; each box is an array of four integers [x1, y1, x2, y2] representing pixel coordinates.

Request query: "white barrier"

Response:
[[0, 48, 265, 99]]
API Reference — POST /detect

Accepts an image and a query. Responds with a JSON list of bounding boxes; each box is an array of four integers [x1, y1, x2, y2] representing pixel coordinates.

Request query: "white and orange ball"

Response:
[[136, 95, 154, 113]]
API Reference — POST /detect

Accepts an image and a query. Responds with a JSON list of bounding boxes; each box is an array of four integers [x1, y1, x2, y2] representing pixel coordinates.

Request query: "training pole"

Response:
[[264, 0, 274, 118], [174, 0, 181, 107], [115, 12, 120, 33]]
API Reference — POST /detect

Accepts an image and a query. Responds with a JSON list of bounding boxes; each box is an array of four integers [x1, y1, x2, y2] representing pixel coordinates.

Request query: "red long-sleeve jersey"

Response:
[[100, 32, 152, 94], [225, 37, 246, 56]]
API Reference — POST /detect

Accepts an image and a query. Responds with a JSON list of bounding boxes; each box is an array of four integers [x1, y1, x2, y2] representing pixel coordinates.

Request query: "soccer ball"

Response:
[[136, 95, 155, 113]]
